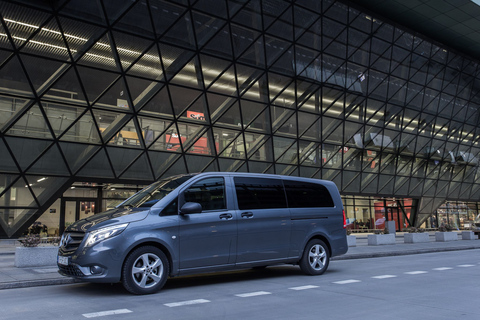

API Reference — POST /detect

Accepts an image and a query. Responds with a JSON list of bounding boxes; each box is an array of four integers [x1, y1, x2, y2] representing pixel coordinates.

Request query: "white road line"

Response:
[[333, 280, 361, 284], [289, 285, 319, 290], [433, 267, 453, 271], [235, 291, 272, 298], [405, 271, 427, 275], [371, 275, 397, 279], [164, 299, 210, 308], [82, 309, 132, 318], [457, 264, 475, 267]]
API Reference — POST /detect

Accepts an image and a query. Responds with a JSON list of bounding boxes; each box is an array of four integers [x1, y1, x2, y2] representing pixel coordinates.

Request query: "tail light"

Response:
[[343, 210, 347, 229]]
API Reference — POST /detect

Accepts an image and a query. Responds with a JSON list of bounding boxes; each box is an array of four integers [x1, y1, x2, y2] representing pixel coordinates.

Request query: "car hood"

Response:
[[65, 208, 150, 233]]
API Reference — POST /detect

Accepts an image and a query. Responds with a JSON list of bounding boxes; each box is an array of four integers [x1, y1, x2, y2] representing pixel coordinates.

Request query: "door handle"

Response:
[[219, 213, 233, 220], [241, 212, 254, 218]]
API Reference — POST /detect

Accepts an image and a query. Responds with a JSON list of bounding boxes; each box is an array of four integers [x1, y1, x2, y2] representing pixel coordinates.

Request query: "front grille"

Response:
[[58, 264, 84, 277], [59, 231, 85, 255]]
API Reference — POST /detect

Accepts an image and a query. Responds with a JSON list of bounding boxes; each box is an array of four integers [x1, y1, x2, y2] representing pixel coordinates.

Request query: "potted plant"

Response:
[[15, 234, 60, 268], [404, 227, 429, 243], [368, 227, 395, 246], [435, 224, 458, 242]]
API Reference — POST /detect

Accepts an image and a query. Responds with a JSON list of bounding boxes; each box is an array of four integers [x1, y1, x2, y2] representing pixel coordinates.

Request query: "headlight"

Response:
[[85, 223, 129, 247]]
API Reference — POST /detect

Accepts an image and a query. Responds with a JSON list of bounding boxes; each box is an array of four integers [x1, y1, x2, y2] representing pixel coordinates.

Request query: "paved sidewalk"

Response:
[[0, 232, 479, 290]]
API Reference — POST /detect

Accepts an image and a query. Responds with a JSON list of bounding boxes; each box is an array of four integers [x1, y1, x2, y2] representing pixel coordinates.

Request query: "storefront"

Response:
[[432, 202, 478, 230], [343, 195, 417, 232]]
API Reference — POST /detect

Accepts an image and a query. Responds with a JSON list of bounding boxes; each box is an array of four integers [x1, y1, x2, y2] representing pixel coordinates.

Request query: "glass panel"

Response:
[[64, 201, 76, 230], [5, 137, 51, 170], [111, 30, 153, 71], [77, 149, 115, 178], [0, 139, 17, 173], [58, 142, 100, 173], [106, 147, 142, 176], [76, 66, 119, 104], [185, 130, 214, 156], [107, 119, 141, 148], [7, 104, 53, 139], [138, 85, 172, 117], [192, 11, 226, 48], [202, 25, 233, 59], [217, 130, 245, 159], [185, 154, 214, 173], [78, 34, 117, 71], [27, 144, 70, 175], [0, 176, 36, 208], [44, 68, 88, 105], [79, 201, 97, 221], [119, 153, 154, 180], [127, 46, 163, 80], [93, 109, 129, 142]]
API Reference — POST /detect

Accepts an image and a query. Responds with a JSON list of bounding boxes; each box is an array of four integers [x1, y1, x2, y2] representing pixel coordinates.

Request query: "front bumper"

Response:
[[57, 239, 125, 283]]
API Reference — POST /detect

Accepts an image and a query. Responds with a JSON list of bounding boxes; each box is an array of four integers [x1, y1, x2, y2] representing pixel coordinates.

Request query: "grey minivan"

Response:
[[57, 172, 348, 294]]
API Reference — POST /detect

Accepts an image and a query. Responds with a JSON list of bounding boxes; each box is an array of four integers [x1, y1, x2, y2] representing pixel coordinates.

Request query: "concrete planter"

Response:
[[461, 231, 477, 240], [404, 233, 429, 243], [347, 235, 356, 247], [368, 234, 395, 246], [435, 232, 458, 242], [15, 246, 59, 267]]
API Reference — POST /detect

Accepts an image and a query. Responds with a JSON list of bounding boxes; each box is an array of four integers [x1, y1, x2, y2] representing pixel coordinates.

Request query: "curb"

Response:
[[0, 278, 81, 290], [332, 245, 480, 261]]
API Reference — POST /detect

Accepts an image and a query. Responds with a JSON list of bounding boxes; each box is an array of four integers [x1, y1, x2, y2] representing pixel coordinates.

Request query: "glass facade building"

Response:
[[1, 0, 480, 238]]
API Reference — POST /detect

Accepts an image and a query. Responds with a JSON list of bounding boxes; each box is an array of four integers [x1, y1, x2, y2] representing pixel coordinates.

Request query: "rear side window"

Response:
[[234, 177, 287, 210], [284, 180, 335, 208], [183, 177, 226, 211]]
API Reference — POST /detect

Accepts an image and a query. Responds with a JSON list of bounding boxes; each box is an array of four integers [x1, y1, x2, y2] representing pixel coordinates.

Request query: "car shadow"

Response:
[[59, 265, 341, 296]]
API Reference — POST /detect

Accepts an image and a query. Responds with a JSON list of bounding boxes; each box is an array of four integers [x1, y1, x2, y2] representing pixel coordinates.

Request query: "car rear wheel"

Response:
[[299, 239, 330, 275], [122, 246, 169, 295]]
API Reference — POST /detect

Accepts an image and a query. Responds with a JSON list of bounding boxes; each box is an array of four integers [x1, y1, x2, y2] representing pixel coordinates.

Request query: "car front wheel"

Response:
[[122, 246, 169, 295]]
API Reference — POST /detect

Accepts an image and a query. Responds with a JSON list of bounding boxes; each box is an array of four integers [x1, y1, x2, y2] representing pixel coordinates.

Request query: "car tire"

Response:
[[122, 246, 169, 295], [299, 239, 330, 275]]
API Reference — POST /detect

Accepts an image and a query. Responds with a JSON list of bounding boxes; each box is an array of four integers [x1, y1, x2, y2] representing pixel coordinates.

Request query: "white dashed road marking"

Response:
[[235, 291, 272, 298], [457, 264, 475, 267], [164, 299, 210, 308], [433, 267, 453, 271], [333, 280, 361, 284], [82, 309, 132, 318], [372, 275, 397, 279], [289, 285, 319, 290], [405, 271, 428, 275]]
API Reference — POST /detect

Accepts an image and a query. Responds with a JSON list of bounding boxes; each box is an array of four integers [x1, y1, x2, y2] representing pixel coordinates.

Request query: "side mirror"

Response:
[[180, 202, 202, 215]]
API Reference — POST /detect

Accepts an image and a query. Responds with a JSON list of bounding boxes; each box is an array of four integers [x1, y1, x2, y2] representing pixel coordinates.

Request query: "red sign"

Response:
[[187, 111, 206, 121]]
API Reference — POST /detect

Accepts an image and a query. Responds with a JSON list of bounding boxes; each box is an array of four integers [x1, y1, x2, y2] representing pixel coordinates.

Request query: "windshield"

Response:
[[118, 175, 195, 208]]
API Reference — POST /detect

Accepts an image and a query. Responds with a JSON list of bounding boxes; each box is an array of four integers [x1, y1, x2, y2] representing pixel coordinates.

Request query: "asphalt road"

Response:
[[1, 249, 479, 320]]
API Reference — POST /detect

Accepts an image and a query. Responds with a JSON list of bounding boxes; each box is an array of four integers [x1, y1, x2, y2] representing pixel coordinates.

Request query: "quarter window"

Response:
[[284, 180, 334, 208], [161, 198, 178, 216], [183, 177, 226, 211], [234, 177, 287, 210]]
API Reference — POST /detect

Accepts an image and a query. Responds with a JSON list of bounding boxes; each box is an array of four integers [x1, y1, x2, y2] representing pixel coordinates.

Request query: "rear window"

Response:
[[283, 180, 334, 208], [234, 177, 287, 210]]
